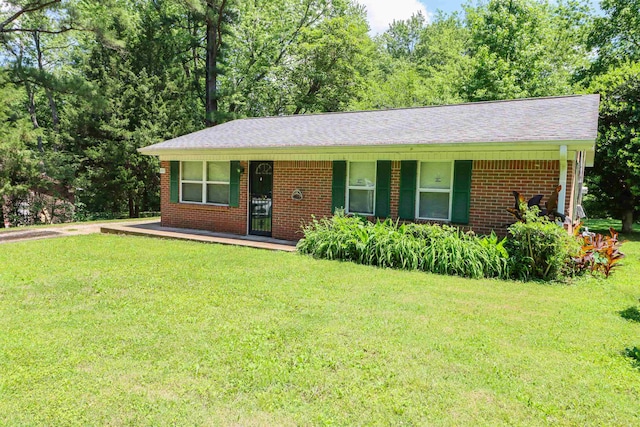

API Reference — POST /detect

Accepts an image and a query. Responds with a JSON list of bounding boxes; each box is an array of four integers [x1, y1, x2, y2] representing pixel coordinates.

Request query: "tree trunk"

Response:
[[34, 30, 60, 132], [205, 0, 227, 127], [205, 2, 219, 127], [25, 81, 44, 152], [128, 195, 135, 218], [622, 209, 634, 233], [2, 195, 12, 228]]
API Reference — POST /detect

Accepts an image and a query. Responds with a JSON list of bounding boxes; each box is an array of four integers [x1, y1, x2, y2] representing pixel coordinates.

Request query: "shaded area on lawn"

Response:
[[620, 306, 640, 323]]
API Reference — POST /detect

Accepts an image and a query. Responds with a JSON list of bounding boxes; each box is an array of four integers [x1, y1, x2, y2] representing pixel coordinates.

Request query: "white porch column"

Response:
[[558, 145, 568, 215]]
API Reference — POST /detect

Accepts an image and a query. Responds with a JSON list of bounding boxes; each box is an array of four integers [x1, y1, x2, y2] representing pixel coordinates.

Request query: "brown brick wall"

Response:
[[160, 159, 574, 241], [160, 161, 248, 235], [469, 160, 573, 235], [390, 161, 401, 219], [271, 161, 333, 241]]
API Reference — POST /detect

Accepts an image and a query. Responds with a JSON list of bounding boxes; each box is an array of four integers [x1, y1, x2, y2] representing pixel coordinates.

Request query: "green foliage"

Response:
[[0, 0, 634, 229], [297, 212, 509, 279], [378, 11, 427, 61], [584, 62, 640, 232], [286, 8, 374, 114], [0, 73, 45, 225], [354, 12, 469, 110], [588, 0, 640, 70], [581, 1, 640, 232], [463, 0, 590, 100], [506, 207, 579, 281], [358, 0, 589, 109], [573, 226, 626, 278], [69, 51, 168, 216], [299, 210, 594, 283]]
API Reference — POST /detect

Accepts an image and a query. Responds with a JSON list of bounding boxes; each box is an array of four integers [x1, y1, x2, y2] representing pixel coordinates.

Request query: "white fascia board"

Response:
[[139, 140, 595, 161], [585, 149, 595, 167]]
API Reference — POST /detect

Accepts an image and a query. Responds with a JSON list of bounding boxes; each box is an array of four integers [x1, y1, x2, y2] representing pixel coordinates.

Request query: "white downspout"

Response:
[[558, 145, 568, 216]]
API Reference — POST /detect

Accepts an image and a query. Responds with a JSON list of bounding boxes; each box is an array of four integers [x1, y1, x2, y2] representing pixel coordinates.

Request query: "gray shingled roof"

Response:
[[140, 95, 600, 153]]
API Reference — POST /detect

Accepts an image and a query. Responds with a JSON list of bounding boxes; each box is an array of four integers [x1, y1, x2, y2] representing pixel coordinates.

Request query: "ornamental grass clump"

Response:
[[297, 212, 509, 279]]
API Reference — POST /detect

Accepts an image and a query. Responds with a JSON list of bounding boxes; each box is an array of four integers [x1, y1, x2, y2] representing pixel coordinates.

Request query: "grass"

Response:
[[1, 232, 639, 425], [584, 218, 640, 236]]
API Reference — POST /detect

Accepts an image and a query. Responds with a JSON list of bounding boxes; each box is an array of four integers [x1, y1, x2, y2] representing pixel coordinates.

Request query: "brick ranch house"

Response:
[[139, 95, 600, 242]]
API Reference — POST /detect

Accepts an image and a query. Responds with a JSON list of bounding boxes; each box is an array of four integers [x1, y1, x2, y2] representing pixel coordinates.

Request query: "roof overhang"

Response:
[[139, 140, 596, 165]]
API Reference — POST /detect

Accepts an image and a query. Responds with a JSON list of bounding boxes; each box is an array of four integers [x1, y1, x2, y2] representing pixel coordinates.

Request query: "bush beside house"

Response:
[[297, 212, 509, 280], [297, 210, 624, 282]]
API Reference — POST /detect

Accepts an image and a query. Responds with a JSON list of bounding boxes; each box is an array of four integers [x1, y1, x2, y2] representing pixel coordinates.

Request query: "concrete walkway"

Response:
[[101, 221, 297, 252], [0, 220, 147, 244]]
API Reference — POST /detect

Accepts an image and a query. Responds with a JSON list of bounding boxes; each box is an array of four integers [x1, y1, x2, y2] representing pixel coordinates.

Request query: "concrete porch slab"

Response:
[[100, 221, 297, 252]]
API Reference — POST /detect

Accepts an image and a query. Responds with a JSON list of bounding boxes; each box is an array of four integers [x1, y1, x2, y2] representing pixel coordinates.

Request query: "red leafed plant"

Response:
[[573, 224, 626, 278]]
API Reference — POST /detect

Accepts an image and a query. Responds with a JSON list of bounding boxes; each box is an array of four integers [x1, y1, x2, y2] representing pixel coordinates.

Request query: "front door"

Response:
[[249, 161, 273, 236]]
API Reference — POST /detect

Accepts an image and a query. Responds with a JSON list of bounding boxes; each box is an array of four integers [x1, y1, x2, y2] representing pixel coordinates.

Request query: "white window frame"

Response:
[[346, 161, 376, 216], [415, 160, 454, 221], [180, 161, 230, 206]]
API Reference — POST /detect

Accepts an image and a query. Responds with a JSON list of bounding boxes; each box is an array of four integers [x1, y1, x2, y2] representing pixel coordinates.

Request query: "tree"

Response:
[[286, 9, 374, 114], [351, 59, 435, 110], [223, 0, 355, 117], [0, 73, 42, 226], [414, 12, 471, 104], [378, 11, 426, 61], [588, 0, 640, 72], [581, 0, 640, 231], [354, 12, 469, 110], [585, 63, 640, 233], [200, 0, 232, 126], [1, 1, 63, 35], [67, 24, 183, 217], [463, 0, 590, 100]]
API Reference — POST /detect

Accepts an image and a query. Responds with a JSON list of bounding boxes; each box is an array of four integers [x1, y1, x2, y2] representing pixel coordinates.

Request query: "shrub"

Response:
[[297, 212, 509, 279], [505, 207, 579, 281], [572, 226, 625, 278]]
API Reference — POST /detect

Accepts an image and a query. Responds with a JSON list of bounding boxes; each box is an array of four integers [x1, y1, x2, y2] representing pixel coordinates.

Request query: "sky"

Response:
[[360, 0, 600, 34], [358, 0, 464, 34]]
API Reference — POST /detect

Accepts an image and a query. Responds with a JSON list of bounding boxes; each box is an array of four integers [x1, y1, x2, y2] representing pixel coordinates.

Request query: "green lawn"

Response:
[[1, 232, 639, 425], [584, 218, 640, 236]]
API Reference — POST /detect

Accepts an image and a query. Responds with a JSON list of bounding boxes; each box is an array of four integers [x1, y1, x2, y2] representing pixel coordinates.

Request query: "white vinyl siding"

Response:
[[416, 161, 454, 221]]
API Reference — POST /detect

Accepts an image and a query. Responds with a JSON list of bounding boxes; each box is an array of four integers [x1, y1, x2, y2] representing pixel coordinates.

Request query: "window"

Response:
[[347, 161, 376, 215], [180, 161, 230, 205], [417, 161, 453, 220], [206, 162, 230, 204]]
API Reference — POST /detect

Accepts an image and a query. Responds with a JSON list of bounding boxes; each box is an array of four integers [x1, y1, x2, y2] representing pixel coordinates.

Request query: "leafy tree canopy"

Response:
[[585, 62, 640, 232]]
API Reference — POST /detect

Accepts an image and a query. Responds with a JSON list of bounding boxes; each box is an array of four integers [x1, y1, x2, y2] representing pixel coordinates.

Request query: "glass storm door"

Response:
[[249, 161, 273, 236]]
